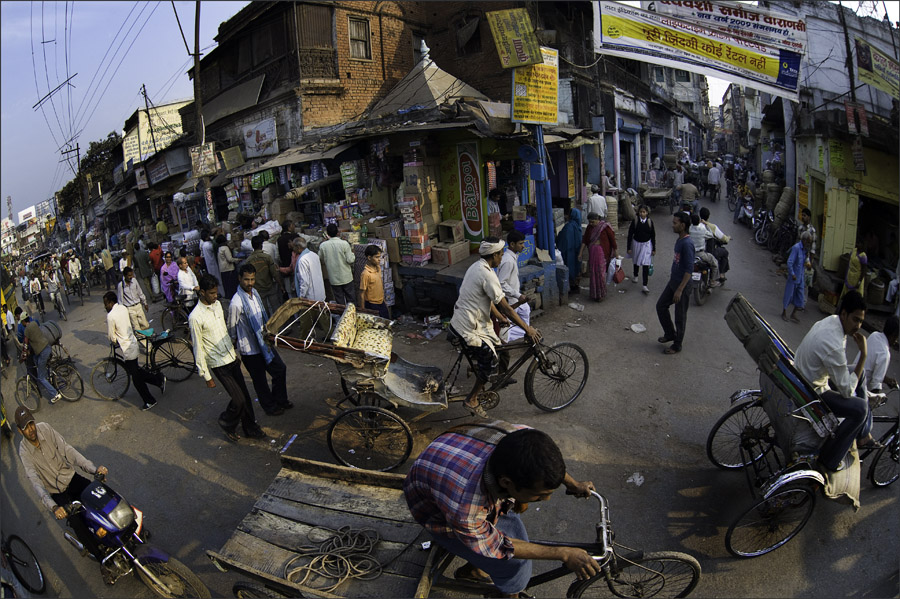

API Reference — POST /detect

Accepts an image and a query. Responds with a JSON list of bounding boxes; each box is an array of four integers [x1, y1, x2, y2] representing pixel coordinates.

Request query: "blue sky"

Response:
[[1, 1, 247, 221]]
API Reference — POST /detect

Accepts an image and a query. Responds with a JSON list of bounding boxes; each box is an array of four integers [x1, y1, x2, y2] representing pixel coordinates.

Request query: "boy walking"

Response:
[[359, 245, 389, 318]]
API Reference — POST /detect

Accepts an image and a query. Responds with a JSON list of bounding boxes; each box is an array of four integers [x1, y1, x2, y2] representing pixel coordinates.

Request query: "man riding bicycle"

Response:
[[46, 271, 63, 314], [448, 238, 540, 419], [67, 252, 83, 292]]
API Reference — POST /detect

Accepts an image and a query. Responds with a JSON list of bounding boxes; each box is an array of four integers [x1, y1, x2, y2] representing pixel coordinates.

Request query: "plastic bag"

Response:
[[151, 273, 160, 295]]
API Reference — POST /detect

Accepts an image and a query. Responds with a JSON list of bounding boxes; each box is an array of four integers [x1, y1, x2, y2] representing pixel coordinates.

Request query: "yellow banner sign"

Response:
[[511, 47, 558, 125], [855, 37, 899, 98], [486, 9, 543, 68]]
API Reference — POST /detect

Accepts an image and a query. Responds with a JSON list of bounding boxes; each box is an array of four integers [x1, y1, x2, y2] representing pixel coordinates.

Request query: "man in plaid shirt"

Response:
[[404, 421, 600, 596]]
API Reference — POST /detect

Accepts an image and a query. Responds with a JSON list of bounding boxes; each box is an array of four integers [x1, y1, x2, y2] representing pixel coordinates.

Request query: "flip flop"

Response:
[[465, 402, 489, 419], [454, 566, 493, 584], [663, 346, 681, 355], [857, 437, 884, 450]]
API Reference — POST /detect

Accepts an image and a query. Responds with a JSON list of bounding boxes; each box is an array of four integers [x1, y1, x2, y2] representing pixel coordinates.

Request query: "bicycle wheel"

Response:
[[15, 377, 40, 412], [54, 363, 84, 402], [706, 399, 773, 469], [150, 337, 196, 382], [51, 343, 71, 363], [91, 358, 131, 401], [754, 221, 768, 245], [725, 484, 816, 558], [567, 551, 701, 598], [6, 535, 46, 594], [727, 194, 738, 212], [868, 432, 899, 487], [56, 297, 67, 321], [524, 342, 589, 412], [327, 405, 413, 472]]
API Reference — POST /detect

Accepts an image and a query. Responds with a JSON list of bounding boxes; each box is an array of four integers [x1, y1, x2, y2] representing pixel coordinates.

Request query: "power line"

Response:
[[40, 1, 67, 144], [31, 2, 64, 152]]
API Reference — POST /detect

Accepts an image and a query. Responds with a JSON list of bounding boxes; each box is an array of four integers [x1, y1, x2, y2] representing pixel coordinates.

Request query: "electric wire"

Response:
[[40, 0, 67, 142], [31, 2, 65, 160]]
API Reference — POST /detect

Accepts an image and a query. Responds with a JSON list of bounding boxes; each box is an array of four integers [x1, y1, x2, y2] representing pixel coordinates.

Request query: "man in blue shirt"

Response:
[[656, 212, 695, 354]]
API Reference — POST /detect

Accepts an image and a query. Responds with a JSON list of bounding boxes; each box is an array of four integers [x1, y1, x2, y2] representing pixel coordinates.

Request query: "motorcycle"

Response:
[[692, 257, 713, 306], [734, 194, 755, 227], [753, 207, 774, 245], [62, 474, 210, 597]]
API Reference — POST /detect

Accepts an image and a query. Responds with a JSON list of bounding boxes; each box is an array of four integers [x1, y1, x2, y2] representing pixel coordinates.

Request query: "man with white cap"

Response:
[[15, 405, 109, 570], [449, 237, 541, 418]]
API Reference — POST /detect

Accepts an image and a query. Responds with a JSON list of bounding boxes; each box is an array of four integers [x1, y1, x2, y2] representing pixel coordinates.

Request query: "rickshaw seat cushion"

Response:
[[760, 372, 824, 456], [330, 302, 393, 358]]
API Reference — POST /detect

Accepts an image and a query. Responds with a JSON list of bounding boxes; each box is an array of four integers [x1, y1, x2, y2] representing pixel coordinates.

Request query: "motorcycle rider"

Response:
[[15, 405, 111, 579], [698, 207, 729, 284], [688, 214, 720, 288]]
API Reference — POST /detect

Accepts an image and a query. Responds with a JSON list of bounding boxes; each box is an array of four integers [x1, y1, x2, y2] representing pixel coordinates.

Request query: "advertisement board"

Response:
[[457, 143, 484, 241], [594, 1, 801, 101], [190, 142, 218, 178], [855, 37, 899, 98], [511, 47, 559, 125], [243, 118, 279, 158], [121, 100, 190, 166], [486, 8, 543, 68]]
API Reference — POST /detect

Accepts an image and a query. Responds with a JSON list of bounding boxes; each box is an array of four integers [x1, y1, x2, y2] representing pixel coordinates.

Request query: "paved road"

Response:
[[2, 196, 897, 598]]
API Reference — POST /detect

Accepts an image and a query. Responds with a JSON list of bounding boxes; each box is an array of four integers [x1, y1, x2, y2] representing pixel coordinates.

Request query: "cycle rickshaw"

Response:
[[265, 298, 590, 472], [707, 294, 898, 557]]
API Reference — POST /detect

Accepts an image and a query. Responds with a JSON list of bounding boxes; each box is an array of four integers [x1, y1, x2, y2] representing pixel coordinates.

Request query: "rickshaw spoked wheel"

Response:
[[725, 483, 816, 558], [327, 401, 413, 472]]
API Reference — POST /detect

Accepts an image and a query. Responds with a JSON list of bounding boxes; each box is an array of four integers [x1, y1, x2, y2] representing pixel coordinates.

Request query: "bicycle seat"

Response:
[[135, 328, 154, 338]]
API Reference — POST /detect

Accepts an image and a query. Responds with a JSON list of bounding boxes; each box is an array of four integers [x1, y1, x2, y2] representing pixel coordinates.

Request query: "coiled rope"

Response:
[[284, 526, 383, 593]]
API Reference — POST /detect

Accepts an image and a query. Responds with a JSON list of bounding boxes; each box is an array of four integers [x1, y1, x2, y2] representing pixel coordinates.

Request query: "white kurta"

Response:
[[295, 249, 326, 302], [450, 259, 504, 351]]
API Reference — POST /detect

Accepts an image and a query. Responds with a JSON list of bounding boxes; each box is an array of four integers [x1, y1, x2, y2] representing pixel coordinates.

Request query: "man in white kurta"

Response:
[[495, 231, 531, 342], [294, 239, 326, 302]]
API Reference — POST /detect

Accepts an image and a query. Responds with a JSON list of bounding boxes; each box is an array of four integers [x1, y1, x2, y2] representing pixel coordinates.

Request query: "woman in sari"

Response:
[[578, 212, 617, 302], [159, 251, 180, 303], [555, 208, 583, 293]]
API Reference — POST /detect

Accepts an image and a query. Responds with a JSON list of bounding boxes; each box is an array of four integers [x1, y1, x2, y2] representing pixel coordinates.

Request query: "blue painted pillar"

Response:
[[534, 125, 556, 256]]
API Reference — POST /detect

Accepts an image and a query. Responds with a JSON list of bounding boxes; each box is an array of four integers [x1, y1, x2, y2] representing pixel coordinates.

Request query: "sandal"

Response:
[[465, 402, 489, 419], [454, 565, 493, 584], [857, 437, 884, 450]]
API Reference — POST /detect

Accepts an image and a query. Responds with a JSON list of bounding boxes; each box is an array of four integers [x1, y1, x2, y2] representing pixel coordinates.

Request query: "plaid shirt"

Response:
[[403, 431, 516, 560]]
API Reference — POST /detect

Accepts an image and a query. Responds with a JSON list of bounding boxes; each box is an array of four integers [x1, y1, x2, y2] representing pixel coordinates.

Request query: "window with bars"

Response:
[[348, 17, 372, 60], [675, 69, 691, 82], [298, 4, 337, 78]]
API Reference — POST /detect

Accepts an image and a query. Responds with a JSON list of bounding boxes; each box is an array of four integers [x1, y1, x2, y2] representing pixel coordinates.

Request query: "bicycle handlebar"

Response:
[[590, 491, 614, 561]]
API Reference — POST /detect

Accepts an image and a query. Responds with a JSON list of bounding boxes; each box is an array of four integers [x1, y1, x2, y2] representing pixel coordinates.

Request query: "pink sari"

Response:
[[586, 222, 611, 300]]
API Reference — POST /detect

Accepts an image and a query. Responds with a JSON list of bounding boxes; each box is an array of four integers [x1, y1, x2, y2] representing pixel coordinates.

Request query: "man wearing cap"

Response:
[[19, 311, 62, 404], [15, 406, 108, 562], [449, 237, 541, 418]]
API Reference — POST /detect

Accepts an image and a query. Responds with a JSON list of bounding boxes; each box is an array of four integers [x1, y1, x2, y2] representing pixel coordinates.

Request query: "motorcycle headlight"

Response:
[[107, 500, 135, 530]]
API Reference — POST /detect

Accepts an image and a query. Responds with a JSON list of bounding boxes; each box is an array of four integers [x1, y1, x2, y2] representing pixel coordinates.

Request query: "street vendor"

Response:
[[448, 237, 540, 419], [403, 421, 601, 597]]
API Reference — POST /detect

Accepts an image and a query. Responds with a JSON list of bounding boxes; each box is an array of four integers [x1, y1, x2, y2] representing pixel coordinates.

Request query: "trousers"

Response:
[[240, 351, 289, 413], [123, 358, 161, 406], [34, 345, 58, 398], [212, 359, 258, 434], [51, 473, 104, 560], [656, 280, 691, 349], [331, 282, 356, 306], [818, 389, 871, 470], [428, 512, 531, 594]]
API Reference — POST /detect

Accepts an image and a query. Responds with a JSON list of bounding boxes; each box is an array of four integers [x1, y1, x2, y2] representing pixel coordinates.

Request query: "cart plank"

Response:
[[214, 531, 423, 598], [254, 493, 422, 545], [263, 469, 415, 523], [238, 511, 429, 579]]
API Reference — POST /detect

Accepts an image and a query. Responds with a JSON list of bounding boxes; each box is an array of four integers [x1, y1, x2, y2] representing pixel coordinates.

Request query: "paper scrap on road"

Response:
[[630, 323, 647, 333], [724, 362, 733, 373], [626, 472, 645, 487]]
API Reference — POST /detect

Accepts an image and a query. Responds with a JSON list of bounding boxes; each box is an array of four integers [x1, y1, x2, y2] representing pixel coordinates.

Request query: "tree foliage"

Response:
[[55, 131, 123, 215]]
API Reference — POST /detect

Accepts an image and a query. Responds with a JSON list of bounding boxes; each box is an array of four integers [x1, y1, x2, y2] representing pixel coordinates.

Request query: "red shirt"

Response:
[[149, 248, 163, 274]]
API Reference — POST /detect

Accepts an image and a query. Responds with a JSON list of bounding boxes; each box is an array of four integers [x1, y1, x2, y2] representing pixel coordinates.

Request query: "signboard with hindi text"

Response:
[[486, 9, 543, 68], [594, 1, 801, 101], [122, 100, 190, 166], [190, 143, 218, 178], [511, 47, 559, 125], [855, 37, 899, 98]]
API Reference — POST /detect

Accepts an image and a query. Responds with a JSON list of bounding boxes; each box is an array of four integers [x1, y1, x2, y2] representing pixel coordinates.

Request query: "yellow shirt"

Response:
[[360, 264, 384, 304]]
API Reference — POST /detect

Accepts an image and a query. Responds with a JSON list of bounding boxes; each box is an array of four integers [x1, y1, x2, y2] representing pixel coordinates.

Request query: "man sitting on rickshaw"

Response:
[[794, 290, 883, 472], [447, 238, 540, 419]]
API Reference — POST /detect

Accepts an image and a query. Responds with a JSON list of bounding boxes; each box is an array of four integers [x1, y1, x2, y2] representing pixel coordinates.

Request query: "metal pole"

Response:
[[534, 125, 556, 256]]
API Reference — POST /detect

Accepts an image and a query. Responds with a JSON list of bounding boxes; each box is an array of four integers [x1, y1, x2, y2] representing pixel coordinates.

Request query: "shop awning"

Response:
[[559, 136, 601, 150], [260, 141, 354, 171], [202, 75, 264, 126], [178, 177, 199, 192]]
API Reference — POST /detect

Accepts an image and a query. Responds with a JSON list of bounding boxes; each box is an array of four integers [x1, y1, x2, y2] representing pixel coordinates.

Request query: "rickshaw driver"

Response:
[[794, 290, 882, 472], [448, 238, 541, 419], [403, 423, 602, 598]]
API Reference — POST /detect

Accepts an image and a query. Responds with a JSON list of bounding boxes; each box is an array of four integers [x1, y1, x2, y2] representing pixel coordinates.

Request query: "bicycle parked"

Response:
[[1, 533, 46, 595], [160, 295, 193, 337], [15, 353, 84, 412], [91, 330, 195, 401]]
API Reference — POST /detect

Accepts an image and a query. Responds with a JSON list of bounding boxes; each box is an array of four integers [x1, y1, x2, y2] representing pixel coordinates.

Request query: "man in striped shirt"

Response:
[[403, 421, 600, 596], [189, 274, 264, 442]]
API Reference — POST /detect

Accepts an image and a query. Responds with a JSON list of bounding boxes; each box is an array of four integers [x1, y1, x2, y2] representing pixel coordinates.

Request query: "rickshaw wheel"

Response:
[[725, 484, 816, 558], [327, 405, 413, 472], [706, 399, 773, 469], [868, 433, 899, 487]]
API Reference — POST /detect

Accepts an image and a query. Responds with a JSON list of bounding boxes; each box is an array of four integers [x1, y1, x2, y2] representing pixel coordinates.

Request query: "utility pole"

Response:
[[193, 1, 214, 225], [142, 84, 160, 156]]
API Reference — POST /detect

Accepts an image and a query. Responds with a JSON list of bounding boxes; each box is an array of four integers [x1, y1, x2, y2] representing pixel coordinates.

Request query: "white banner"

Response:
[[243, 118, 279, 158], [642, 1, 806, 55], [594, 1, 801, 101]]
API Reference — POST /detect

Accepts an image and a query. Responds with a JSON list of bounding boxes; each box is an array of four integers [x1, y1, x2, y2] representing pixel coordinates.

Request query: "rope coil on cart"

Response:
[[283, 525, 383, 592]]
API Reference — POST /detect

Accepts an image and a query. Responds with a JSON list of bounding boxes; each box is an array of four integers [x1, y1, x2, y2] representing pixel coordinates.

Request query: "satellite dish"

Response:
[[518, 145, 540, 162]]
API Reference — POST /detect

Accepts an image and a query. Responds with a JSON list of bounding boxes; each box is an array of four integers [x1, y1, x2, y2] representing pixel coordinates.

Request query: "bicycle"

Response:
[[160, 295, 192, 337], [1, 534, 46, 595], [15, 354, 84, 412], [767, 218, 798, 259], [427, 492, 700, 598], [91, 331, 195, 401], [51, 290, 67, 321]]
